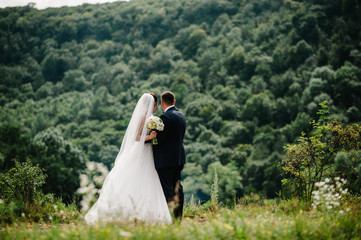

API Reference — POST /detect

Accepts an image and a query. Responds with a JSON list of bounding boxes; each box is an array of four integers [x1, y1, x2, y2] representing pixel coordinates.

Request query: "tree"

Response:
[[242, 91, 275, 125], [34, 129, 86, 203], [226, 46, 245, 75], [287, 40, 312, 68], [333, 62, 361, 109], [40, 50, 75, 83], [62, 69, 88, 91], [183, 29, 207, 59], [0, 124, 34, 171], [182, 162, 209, 202]]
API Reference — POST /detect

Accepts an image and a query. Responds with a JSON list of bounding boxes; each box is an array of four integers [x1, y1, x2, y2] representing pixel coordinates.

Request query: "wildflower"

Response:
[[54, 205, 58, 210], [86, 161, 96, 172], [21, 213, 25, 218], [312, 176, 348, 213], [77, 162, 109, 212], [79, 174, 90, 186], [97, 163, 109, 176], [119, 230, 132, 237], [316, 182, 325, 187], [93, 175, 106, 185]]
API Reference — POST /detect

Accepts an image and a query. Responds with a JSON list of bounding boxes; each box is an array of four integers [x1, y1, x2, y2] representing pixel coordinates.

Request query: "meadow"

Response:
[[1, 198, 360, 240]]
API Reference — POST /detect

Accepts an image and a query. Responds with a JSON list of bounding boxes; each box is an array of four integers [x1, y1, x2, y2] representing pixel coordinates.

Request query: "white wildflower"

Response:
[[77, 161, 109, 212], [119, 230, 133, 237], [96, 162, 109, 176], [77, 187, 88, 194], [86, 161, 96, 172], [79, 174, 90, 186], [316, 182, 325, 187], [93, 175, 106, 186], [312, 176, 348, 213]]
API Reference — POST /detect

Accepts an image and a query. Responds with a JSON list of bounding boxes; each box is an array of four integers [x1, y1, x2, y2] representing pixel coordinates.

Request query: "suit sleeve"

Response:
[[156, 114, 170, 144]]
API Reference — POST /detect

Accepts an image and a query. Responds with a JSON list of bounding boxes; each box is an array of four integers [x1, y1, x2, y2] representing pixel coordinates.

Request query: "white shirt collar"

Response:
[[164, 105, 175, 112]]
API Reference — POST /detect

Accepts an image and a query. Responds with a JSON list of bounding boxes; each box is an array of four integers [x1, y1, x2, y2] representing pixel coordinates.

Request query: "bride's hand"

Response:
[[149, 131, 157, 139]]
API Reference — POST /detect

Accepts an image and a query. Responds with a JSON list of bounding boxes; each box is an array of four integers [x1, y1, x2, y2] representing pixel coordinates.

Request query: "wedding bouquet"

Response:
[[145, 116, 164, 144]]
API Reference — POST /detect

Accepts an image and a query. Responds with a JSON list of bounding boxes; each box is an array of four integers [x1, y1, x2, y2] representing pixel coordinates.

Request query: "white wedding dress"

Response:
[[85, 94, 172, 225]]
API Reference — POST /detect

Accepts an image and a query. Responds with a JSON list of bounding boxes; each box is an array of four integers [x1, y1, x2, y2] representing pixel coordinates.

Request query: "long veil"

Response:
[[84, 93, 171, 225], [114, 93, 154, 165]]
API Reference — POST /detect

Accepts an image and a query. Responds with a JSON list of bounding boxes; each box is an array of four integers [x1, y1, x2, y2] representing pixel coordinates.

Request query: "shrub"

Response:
[[281, 101, 361, 203], [0, 160, 81, 225], [0, 159, 46, 205]]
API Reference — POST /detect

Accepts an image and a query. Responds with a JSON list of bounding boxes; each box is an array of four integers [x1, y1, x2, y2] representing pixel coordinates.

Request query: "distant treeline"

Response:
[[0, 0, 360, 203]]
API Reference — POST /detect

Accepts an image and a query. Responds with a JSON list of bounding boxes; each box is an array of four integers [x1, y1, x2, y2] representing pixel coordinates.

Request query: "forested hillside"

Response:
[[1, 0, 360, 203]]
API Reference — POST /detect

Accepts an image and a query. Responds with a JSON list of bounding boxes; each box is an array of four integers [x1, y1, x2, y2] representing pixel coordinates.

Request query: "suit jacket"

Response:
[[153, 106, 186, 169]]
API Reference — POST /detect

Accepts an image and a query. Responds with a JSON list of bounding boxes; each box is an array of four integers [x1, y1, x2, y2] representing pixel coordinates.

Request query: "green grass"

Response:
[[1, 199, 361, 240]]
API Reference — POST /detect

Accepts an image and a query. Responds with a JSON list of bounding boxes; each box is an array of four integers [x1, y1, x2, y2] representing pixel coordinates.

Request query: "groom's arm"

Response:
[[156, 114, 170, 144]]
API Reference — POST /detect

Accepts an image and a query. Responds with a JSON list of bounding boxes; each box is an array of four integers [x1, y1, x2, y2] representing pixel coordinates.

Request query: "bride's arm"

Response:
[[135, 116, 157, 142], [145, 131, 157, 141], [135, 116, 146, 141]]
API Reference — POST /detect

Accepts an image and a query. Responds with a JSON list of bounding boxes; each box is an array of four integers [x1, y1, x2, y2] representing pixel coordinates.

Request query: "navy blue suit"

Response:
[[153, 106, 186, 219]]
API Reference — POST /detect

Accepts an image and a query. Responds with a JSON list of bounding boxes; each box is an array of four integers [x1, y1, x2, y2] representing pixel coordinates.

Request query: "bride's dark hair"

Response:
[[149, 93, 158, 104]]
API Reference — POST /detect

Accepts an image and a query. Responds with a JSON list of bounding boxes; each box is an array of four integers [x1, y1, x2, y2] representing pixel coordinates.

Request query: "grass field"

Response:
[[1, 198, 361, 240]]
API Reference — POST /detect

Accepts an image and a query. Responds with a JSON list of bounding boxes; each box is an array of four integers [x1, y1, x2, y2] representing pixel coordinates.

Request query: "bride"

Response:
[[85, 93, 172, 225]]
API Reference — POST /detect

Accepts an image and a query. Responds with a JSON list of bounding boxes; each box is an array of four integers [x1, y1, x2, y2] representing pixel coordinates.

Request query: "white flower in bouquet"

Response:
[[145, 116, 164, 144], [145, 116, 164, 131]]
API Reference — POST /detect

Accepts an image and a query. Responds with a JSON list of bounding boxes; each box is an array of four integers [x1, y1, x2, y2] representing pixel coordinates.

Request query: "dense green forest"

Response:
[[0, 0, 361, 204]]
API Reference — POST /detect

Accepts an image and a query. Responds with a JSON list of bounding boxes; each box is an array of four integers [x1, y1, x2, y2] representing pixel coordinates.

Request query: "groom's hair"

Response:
[[149, 92, 158, 104], [161, 91, 175, 105]]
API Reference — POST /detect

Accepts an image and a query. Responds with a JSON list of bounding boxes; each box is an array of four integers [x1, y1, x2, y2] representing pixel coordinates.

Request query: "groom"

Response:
[[153, 91, 186, 219]]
